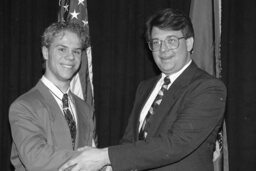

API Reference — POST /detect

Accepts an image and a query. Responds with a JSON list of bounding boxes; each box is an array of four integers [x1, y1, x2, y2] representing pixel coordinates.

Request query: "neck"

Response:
[[56, 83, 69, 93], [43, 75, 70, 93]]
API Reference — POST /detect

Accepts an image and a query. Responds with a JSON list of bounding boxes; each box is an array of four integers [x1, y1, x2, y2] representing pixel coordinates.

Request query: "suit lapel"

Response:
[[71, 93, 93, 148], [145, 62, 199, 138], [133, 76, 161, 139], [36, 81, 73, 150]]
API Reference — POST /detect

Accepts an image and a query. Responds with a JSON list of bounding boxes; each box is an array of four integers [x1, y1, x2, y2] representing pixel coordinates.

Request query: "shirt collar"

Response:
[[41, 76, 70, 100], [161, 60, 192, 83]]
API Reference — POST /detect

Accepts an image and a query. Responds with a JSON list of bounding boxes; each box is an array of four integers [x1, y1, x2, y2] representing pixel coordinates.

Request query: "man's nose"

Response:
[[65, 50, 75, 60], [159, 40, 168, 52]]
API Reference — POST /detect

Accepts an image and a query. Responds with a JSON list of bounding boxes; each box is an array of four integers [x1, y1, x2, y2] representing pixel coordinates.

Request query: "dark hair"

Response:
[[41, 22, 89, 50], [145, 8, 194, 41]]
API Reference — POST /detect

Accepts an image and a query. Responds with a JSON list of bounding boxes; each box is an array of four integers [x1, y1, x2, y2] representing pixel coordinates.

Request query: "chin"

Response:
[[161, 66, 174, 73], [61, 74, 75, 81]]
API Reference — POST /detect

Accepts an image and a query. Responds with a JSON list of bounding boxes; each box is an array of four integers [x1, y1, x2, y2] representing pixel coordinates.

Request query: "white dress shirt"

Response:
[[41, 76, 77, 125], [138, 60, 192, 131]]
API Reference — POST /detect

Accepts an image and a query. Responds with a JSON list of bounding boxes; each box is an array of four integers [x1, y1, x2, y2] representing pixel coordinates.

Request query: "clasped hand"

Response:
[[59, 146, 111, 171]]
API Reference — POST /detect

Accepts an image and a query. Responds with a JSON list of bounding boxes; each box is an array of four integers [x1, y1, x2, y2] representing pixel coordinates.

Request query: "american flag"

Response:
[[58, 0, 94, 108]]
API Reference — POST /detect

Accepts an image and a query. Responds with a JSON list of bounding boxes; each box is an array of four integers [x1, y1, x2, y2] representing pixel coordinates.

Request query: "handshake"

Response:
[[59, 147, 112, 171]]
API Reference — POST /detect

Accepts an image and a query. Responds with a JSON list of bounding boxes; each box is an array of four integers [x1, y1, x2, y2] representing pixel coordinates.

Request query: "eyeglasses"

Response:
[[147, 36, 185, 52]]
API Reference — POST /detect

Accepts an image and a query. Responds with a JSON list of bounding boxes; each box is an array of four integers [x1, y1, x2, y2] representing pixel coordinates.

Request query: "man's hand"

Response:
[[59, 146, 110, 171], [101, 166, 113, 171]]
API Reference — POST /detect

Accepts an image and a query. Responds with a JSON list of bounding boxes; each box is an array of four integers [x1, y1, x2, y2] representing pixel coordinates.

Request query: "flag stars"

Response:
[[70, 9, 80, 19], [63, 4, 69, 12], [82, 19, 88, 26], [78, 0, 85, 6]]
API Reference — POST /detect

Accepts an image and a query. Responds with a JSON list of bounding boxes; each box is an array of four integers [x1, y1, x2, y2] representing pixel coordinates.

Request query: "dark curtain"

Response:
[[0, 1, 58, 170], [222, 1, 256, 171], [2, 0, 256, 171]]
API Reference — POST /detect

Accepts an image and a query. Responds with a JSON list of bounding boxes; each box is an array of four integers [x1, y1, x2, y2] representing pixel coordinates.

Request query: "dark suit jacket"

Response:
[[108, 61, 227, 171], [9, 80, 95, 171]]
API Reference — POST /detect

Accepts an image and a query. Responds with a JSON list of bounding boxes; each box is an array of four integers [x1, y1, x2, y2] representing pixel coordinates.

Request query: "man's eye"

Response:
[[167, 39, 176, 44], [58, 48, 66, 53], [152, 41, 160, 46], [73, 50, 82, 55]]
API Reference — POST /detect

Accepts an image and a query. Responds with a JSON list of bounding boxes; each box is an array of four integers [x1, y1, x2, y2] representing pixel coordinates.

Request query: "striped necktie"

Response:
[[62, 93, 77, 149], [139, 76, 171, 140]]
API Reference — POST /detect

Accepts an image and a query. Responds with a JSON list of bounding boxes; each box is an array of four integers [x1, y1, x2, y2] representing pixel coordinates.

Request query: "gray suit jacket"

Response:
[[9, 80, 95, 171], [109, 62, 227, 171]]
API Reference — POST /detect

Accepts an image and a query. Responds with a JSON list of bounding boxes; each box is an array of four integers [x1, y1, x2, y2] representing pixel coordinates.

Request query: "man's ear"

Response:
[[42, 46, 48, 60], [186, 37, 194, 52]]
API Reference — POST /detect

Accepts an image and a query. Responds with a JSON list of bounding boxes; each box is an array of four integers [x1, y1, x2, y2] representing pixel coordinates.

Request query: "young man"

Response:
[[60, 8, 226, 171], [9, 22, 95, 171]]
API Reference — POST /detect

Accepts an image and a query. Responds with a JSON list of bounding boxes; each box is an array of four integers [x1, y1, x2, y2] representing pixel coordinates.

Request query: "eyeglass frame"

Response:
[[147, 35, 186, 52]]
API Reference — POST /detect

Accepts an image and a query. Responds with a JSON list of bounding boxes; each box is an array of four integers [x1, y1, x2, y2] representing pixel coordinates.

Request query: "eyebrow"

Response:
[[55, 44, 82, 50], [151, 35, 181, 40]]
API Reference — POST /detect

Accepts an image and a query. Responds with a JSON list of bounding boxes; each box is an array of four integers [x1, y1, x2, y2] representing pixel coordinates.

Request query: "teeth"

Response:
[[62, 65, 72, 68]]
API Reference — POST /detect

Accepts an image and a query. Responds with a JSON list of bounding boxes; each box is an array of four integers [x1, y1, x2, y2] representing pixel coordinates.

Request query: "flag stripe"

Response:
[[58, 0, 94, 107], [58, 0, 96, 146]]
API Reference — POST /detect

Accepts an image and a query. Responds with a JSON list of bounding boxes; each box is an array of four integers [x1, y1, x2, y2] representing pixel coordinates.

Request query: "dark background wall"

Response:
[[222, 1, 256, 170], [0, 1, 58, 170], [1, 1, 256, 171]]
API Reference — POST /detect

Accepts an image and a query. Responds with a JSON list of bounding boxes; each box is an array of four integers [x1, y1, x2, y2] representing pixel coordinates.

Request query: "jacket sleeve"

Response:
[[9, 98, 78, 171], [108, 79, 227, 171]]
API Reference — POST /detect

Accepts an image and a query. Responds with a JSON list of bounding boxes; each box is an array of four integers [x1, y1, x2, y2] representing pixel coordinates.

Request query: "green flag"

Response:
[[190, 0, 228, 171]]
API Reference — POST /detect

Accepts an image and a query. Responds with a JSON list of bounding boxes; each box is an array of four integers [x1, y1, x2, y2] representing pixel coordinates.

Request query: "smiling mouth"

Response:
[[160, 57, 173, 61], [62, 64, 73, 69]]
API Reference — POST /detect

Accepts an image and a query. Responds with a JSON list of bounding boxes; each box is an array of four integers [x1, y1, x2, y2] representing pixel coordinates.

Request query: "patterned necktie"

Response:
[[62, 93, 77, 149], [139, 76, 171, 140]]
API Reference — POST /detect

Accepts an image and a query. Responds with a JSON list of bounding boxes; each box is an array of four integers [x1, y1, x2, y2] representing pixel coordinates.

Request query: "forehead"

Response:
[[52, 30, 81, 46], [151, 27, 183, 39]]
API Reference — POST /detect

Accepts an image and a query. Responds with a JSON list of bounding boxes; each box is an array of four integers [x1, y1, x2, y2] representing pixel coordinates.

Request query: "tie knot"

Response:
[[62, 94, 69, 108], [163, 76, 170, 85]]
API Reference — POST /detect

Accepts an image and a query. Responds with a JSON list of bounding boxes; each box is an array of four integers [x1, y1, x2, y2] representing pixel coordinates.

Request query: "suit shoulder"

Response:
[[8, 86, 46, 121], [193, 67, 225, 86], [11, 86, 43, 107], [188, 69, 227, 100]]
